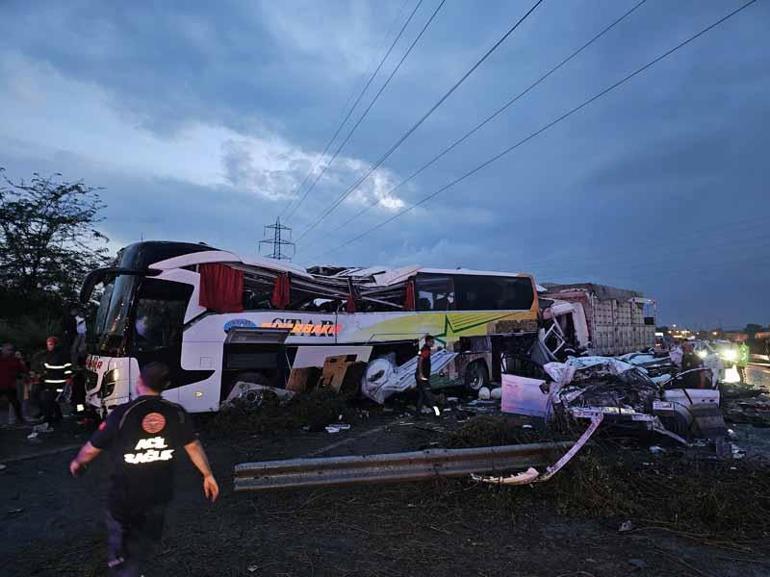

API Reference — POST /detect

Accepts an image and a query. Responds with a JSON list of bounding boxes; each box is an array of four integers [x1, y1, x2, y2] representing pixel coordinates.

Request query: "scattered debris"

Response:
[[618, 520, 635, 533], [31, 423, 54, 434], [501, 353, 728, 447], [207, 389, 357, 435], [325, 424, 351, 434], [223, 382, 295, 408], [471, 467, 539, 485]]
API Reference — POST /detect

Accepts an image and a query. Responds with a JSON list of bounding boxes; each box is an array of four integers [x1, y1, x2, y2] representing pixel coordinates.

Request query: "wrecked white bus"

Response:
[[80, 241, 543, 414]]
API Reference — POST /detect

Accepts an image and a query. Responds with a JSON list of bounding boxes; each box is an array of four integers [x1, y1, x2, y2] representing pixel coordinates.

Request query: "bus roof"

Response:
[[150, 249, 315, 279]]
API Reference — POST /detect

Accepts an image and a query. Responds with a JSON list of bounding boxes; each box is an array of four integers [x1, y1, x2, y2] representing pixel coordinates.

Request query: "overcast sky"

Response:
[[1, 0, 768, 328]]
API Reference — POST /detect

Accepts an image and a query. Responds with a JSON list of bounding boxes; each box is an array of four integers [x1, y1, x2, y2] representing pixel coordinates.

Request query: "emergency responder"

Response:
[[680, 341, 707, 389], [69, 362, 219, 577], [41, 336, 72, 428], [737, 341, 750, 383], [415, 335, 441, 417]]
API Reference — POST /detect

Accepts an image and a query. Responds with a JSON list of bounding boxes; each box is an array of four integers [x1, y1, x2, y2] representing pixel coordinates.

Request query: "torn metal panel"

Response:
[[501, 373, 551, 418], [361, 349, 458, 404], [223, 382, 295, 408], [472, 414, 603, 485]]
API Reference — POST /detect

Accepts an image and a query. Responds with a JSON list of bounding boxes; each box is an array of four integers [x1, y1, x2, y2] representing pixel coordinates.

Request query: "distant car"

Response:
[[712, 340, 738, 365], [692, 340, 725, 383]]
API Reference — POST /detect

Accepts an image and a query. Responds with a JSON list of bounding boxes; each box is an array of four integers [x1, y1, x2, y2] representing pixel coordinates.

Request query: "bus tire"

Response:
[[465, 362, 489, 392]]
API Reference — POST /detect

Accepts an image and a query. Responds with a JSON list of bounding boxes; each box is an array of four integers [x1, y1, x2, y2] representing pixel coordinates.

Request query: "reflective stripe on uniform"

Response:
[[44, 363, 72, 370]]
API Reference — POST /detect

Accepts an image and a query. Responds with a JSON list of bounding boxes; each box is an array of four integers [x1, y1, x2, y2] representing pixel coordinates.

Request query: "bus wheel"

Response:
[[465, 362, 489, 392]]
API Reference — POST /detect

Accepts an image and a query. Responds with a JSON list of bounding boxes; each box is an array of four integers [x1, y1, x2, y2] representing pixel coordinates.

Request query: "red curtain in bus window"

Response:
[[404, 280, 416, 311], [198, 263, 244, 313], [345, 279, 357, 313], [271, 273, 290, 309]]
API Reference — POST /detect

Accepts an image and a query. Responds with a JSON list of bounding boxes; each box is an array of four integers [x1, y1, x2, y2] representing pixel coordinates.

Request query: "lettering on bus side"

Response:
[[85, 356, 104, 371], [259, 318, 341, 337]]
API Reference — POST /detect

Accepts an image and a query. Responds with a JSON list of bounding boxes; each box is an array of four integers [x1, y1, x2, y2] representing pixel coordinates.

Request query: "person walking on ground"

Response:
[[0, 343, 26, 425], [415, 334, 441, 417], [41, 336, 72, 429], [737, 341, 750, 383], [69, 362, 219, 577]]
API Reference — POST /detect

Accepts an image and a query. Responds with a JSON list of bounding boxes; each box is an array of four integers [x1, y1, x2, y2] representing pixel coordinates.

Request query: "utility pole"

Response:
[[259, 217, 296, 261]]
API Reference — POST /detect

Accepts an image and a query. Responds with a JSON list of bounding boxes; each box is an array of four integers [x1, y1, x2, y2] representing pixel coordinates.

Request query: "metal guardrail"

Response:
[[234, 441, 574, 492]]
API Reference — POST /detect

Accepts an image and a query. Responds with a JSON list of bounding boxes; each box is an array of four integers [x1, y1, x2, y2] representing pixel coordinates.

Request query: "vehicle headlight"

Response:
[[696, 350, 708, 359], [721, 349, 737, 362], [101, 368, 120, 398]]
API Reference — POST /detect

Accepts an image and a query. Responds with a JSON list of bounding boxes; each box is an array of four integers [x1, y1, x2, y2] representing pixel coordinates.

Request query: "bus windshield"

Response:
[[91, 274, 138, 356]]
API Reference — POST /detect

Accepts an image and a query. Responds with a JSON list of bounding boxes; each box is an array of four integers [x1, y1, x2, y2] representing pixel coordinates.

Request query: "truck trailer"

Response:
[[541, 283, 656, 356]]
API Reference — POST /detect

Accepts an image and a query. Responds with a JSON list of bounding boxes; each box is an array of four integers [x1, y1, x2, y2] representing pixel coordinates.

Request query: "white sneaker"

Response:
[[433, 406, 441, 417]]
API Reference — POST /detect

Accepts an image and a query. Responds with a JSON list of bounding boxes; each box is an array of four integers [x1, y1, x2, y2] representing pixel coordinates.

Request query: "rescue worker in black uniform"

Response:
[[415, 334, 441, 417], [69, 362, 219, 577], [42, 336, 72, 427]]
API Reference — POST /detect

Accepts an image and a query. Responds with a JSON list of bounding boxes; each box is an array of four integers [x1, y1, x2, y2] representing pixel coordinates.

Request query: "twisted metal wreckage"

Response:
[[230, 269, 727, 490], [235, 352, 728, 492]]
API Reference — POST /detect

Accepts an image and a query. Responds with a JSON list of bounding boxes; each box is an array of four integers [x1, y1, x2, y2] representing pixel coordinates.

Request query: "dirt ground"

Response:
[[2, 367, 770, 577]]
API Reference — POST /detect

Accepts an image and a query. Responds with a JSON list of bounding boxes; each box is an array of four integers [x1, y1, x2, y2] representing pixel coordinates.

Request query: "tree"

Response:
[[0, 170, 110, 312]]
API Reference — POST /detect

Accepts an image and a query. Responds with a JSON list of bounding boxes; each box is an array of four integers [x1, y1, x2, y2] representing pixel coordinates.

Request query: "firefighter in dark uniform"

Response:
[[42, 336, 72, 427], [415, 334, 441, 417], [69, 362, 219, 577]]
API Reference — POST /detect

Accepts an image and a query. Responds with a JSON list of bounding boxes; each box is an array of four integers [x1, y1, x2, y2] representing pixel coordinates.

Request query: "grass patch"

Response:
[[444, 416, 770, 539]]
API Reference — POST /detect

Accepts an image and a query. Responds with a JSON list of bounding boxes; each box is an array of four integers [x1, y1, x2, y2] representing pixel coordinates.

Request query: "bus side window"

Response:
[[455, 275, 534, 311], [415, 275, 454, 311]]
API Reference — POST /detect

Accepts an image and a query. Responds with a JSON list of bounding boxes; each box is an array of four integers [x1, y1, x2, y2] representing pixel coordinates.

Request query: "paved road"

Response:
[[747, 362, 770, 389]]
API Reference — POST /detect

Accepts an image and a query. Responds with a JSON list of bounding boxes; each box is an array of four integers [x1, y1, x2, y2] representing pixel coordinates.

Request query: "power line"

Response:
[[327, 0, 648, 235], [282, 0, 421, 219], [285, 0, 436, 221], [296, 0, 546, 241], [315, 0, 759, 259]]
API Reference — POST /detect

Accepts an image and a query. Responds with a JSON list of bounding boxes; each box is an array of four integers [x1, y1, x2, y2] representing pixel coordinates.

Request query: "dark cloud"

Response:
[[1, 0, 768, 327]]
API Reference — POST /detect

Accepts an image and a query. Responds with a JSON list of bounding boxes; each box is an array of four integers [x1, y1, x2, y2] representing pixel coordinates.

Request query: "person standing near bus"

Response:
[[69, 362, 219, 577], [737, 341, 750, 383], [0, 343, 26, 425], [41, 336, 72, 428], [415, 335, 441, 417]]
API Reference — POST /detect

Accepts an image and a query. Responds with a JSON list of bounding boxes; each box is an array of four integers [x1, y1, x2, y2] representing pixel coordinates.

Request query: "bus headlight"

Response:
[[101, 368, 120, 398]]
